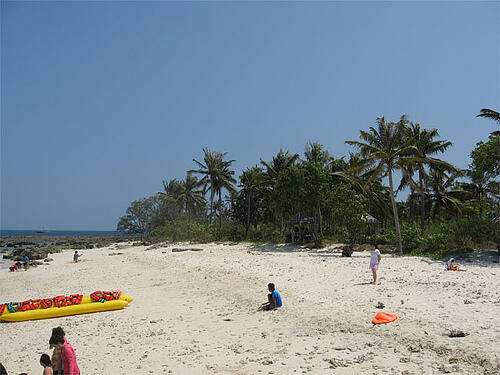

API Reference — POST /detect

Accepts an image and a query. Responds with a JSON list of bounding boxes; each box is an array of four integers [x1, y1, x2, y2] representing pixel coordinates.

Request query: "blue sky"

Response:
[[1, 1, 498, 230]]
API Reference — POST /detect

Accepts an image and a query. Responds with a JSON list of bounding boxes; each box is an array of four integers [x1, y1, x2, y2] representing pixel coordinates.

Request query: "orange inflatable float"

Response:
[[372, 312, 398, 324]]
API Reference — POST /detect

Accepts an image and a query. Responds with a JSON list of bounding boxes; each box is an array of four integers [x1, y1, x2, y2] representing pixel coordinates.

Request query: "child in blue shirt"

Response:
[[262, 283, 282, 310]]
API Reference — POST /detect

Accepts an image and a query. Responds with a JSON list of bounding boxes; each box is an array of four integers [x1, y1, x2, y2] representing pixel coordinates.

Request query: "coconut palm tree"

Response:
[[346, 115, 415, 255], [304, 142, 332, 167], [477, 108, 500, 136], [260, 149, 299, 229], [457, 169, 499, 217], [190, 147, 236, 222], [403, 123, 453, 229], [179, 174, 205, 220], [159, 179, 184, 213], [428, 168, 464, 222], [239, 166, 265, 235], [336, 152, 391, 224]]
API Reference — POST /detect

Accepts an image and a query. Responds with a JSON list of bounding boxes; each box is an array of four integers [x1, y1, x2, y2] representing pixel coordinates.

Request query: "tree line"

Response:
[[118, 109, 499, 256]]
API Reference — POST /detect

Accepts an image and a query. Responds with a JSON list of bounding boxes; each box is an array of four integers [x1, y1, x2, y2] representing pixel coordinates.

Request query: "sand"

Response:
[[1, 242, 499, 374]]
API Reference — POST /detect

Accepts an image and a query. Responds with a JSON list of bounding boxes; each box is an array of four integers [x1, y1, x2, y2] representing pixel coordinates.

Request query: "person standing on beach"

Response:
[[49, 336, 80, 375], [369, 243, 381, 284], [50, 327, 66, 375], [73, 251, 81, 263]]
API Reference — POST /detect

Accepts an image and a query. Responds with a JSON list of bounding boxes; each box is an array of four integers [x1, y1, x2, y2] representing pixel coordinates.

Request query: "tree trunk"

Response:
[[388, 167, 403, 255], [419, 169, 425, 230], [479, 191, 483, 217], [436, 200, 441, 223], [209, 186, 215, 223], [218, 191, 222, 231], [246, 191, 251, 236], [410, 186, 415, 224], [318, 204, 323, 238]]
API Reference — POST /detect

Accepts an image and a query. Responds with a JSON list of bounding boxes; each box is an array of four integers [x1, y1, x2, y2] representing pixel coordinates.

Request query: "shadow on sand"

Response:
[[249, 243, 345, 255]]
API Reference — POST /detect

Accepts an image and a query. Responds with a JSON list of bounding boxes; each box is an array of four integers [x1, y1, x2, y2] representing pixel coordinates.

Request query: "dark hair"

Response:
[[268, 283, 275, 289], [40, 354, 51, 367], [370, 242, 377, 247], [52, 327, 65, 337], [49, 335, 64, 345]]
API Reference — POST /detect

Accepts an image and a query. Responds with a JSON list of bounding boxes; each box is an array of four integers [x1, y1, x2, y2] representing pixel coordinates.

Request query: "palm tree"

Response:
[[457, 169, 499, 217], [190, 148, 236, 222], [239, 166, 265, 235], [260, 149, 299, 229], [477, 108, 500, 136], [346, 115, 415, 255], [336, 152, 391, 224], [179, 174, 205, 220], [304, 142, 332, 167], [404, 123, 453, 229], [159, 179, 184, 213], [428, 168, 464, 222], [213, 162, 237, 228]]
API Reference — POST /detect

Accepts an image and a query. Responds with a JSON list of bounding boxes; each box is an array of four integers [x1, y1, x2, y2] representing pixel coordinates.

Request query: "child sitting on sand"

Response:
[[369, 243, 381, 284], [445, 258, 465, 271], [261, 283, 282, 310], [40, 354, 53, 375]]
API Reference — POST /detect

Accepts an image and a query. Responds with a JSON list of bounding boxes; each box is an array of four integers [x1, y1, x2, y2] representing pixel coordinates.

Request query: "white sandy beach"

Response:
[[1, 242, 499, 374]]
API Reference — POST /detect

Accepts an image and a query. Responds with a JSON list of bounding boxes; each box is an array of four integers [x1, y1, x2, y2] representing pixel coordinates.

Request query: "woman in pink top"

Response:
[[49, 336, 80, 375], [50, 327, 67, 375]]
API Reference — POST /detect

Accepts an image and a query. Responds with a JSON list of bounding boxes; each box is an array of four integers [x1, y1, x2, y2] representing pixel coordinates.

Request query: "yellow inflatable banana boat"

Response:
[[0, 291, 132, 322]]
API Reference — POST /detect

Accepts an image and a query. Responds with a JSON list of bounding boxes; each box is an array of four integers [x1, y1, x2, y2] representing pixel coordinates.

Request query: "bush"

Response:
[[246, 224, 283, 243], [372, 216, 495, 258], [150, 221, 216, 242], [150, 220, 284, 243]]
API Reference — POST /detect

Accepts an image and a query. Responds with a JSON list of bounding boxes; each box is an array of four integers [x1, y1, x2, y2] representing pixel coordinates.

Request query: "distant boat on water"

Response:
[[35, 227, 49, 234]]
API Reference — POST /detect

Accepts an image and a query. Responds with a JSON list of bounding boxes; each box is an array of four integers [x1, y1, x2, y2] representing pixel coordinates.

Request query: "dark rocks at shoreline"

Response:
[[11, 248, 49, 261], [1, 236, 136, 260]]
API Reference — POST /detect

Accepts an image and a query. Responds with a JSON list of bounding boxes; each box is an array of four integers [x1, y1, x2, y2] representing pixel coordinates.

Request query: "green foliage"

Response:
[[150, 220, 282, 243], [373, 216, 496, 258], [117, 196, 163, 237], [277, 162, 332, 245], [329, 183, 367, 244], [150, 221, 216, 242], [121, 116, 497, 258], [470, 134, 499, 179]]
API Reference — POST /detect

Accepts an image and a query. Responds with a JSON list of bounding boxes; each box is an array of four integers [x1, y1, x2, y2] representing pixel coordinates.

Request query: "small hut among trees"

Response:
[[286, 213, 314, 243]]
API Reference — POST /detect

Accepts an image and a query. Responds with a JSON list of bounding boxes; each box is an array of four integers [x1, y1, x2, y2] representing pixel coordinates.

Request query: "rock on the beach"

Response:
[[447, 329, 468, 338]]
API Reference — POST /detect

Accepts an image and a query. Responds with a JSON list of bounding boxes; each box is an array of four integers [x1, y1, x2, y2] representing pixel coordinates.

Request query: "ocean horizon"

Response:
[[0, 230, 124, 237]]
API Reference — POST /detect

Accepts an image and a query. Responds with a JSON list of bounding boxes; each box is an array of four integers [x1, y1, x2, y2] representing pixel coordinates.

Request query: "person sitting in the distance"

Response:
[[261, 283, 282, 311], [40, 354, 53, 375], [445, 257, 465, 271], [9, 263, 18, 272], [342, 244, 353, 257], [21, 255, 29, 270], [73, 251, 81, 263]]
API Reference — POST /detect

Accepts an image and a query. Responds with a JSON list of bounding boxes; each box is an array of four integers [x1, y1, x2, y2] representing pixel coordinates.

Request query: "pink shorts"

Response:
[[370, 263, 379, 270]]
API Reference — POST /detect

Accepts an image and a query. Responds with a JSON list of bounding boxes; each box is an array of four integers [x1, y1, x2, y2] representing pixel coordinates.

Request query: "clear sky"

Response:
[[1, 1, 498, 230]]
